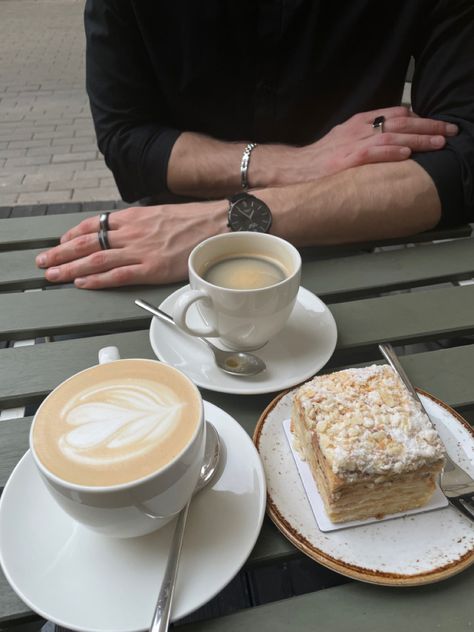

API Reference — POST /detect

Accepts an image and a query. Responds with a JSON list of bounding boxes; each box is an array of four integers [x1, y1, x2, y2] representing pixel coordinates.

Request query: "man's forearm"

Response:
[[166, 113, 453, 202], [259, 160, 442, 245], [166, 131, 297, 198]]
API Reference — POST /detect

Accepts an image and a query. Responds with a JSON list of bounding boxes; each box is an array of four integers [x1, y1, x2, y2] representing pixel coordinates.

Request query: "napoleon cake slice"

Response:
[[291, 365, 445, 523]]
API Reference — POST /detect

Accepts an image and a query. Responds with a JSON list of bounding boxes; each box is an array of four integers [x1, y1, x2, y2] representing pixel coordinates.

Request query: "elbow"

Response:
[[97, 126, 179, 203]]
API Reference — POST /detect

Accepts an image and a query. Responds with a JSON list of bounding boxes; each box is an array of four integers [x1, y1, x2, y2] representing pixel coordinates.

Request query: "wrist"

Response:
[[249, 144, 307, 188], [251, 186, 296, 240], [206, 199, 232, 236]]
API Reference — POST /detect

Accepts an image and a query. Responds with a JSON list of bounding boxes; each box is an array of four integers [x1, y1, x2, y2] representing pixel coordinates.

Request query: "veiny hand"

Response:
[[265, 106, 458, 185], [35, 201, 228, 289]]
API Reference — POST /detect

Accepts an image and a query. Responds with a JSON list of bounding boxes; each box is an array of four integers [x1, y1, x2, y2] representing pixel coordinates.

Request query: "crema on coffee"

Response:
[[32, 360, 201, 487], [204, 254, 287, 290]]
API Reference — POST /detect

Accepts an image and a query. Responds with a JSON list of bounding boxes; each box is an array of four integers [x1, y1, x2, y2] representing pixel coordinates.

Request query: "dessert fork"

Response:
[[379, 343, 474, 522]]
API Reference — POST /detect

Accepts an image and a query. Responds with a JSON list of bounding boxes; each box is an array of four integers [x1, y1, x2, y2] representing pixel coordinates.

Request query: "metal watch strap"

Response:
[[240, 142, 257, 190]]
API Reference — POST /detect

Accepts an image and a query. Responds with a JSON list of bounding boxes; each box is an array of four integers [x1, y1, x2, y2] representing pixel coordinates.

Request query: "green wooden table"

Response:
[[0, 212, 473, 632]]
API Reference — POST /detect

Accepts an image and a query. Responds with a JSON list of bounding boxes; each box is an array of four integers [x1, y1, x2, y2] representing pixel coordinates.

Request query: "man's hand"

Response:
[[253, 106, 458, 187], [35, 202, 228, 289]]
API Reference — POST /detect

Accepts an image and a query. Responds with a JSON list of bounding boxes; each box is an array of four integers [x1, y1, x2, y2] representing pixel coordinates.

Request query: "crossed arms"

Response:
[[36, 0, 474, 288]]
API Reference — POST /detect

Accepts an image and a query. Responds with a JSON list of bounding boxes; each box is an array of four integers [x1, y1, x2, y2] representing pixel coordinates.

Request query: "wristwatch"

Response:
[[227, 193, 272, 233]]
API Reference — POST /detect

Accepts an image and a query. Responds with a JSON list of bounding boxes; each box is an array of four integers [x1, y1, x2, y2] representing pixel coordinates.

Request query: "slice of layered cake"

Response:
[[291, 365, 445, 523]]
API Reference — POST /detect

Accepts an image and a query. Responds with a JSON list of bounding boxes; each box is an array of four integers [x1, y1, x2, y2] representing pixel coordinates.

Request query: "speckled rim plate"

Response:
[[254, 387, 474, 586]]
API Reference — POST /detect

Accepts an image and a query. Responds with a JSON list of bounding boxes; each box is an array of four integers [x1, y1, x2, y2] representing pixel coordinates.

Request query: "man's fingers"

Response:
[[60, 215, 103, 243], [348, 145, 412, 169], [36, 232, 101, 268], [60, 209, 123, 243], [44, 249, 139, 284], [385, 116, 458, 136], [361, 106, 411, 123], [74, 265, 149, 289], [374, 132, 446, 152]]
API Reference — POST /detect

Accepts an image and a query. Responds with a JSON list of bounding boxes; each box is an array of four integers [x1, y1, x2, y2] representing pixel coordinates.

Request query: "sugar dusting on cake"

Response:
[[293, 365, 445, 480]]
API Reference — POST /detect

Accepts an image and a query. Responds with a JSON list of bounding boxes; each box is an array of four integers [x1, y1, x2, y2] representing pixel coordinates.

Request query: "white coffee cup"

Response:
[[173, 232, 301, 350], [29, 347, 205, 538]]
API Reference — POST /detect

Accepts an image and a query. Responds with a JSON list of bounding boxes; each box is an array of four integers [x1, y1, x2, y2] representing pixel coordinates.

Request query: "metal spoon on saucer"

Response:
[[135, 298, 266, 376], [150, 421, 221, 632]]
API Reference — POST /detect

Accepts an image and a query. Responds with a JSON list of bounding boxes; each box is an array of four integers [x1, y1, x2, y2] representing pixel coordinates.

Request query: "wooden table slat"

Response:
[[301, 237, 474, 302], [1, 236, 474, 296], [180, 567, 474, 632], [330, 283, 474, 350], [1, 332, 474, 427], [1, 283, 474, 358], [0, 212, 97, 252]]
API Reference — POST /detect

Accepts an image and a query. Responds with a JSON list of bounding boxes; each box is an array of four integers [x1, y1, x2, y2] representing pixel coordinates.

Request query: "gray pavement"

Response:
[[0, 0, 120, 207]]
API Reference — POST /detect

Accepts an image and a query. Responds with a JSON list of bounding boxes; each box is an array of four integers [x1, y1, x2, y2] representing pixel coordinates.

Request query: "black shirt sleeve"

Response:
[[84, 0, 180, 203], [410, 0, 474, 227]]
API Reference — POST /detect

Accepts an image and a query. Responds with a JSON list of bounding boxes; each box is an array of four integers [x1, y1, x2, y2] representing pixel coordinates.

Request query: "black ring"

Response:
[[99, 211, 111, 232], [98, 228, 111, 250], [372, 115, 385, 132]]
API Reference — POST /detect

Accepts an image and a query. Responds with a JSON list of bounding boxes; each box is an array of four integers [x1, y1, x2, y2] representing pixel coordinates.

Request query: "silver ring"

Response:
[[99, 211, 111, 232], [372, 115, 385, 133], [98, 228, 110, 250]]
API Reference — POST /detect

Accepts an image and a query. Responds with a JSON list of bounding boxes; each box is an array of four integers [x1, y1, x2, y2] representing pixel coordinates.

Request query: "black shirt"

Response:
[[84, 0, 474, 227]]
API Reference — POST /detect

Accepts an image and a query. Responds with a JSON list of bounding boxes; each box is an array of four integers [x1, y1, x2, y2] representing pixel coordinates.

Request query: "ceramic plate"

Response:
[[254, 388, 474, 586], [0, 402, 266, 632], [149, 286, 337, 395]]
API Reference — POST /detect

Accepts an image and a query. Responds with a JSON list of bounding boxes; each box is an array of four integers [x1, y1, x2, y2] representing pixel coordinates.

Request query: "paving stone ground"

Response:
[[0, 0, 120, 206]]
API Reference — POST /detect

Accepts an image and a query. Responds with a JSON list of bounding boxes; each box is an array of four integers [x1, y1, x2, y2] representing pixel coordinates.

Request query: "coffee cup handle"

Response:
[[98, 346, 121, 364], [172, 290, 219, 338]]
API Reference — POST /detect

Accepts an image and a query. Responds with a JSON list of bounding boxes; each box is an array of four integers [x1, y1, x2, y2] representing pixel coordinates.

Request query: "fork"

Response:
[[379, 343, 474, 522]]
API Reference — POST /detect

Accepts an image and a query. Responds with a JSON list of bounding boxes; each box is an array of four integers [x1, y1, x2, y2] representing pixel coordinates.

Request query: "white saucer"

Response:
[[0, 402, 266, 632], [150, 286, 337, 395]]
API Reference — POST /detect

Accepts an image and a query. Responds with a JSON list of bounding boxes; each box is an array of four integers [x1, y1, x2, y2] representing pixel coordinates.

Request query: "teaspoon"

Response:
[[135, 298, 266, 376], [150, 421, 221, 632]]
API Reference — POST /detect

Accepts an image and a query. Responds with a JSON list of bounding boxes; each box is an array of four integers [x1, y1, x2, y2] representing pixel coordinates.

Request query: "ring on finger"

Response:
[[99, 211, 111, 232], [372, 115, 385, 133], [98, 228, 111, 251]]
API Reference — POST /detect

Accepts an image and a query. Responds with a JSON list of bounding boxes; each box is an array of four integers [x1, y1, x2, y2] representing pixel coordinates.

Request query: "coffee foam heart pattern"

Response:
[[59, 382, 184, 466]]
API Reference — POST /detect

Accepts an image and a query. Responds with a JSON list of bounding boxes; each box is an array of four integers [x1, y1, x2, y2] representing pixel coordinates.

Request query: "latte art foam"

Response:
[[32, 360, 201, 487], [59, 381, 184, 466]]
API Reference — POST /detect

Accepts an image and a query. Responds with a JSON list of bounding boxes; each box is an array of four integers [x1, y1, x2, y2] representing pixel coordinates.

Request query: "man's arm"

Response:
[[260, 160, 441, 246], [167, 113, 454, 199], [86, 2, 456, 205], [409, 0, 474, 227], [36, 159, 441, 289]]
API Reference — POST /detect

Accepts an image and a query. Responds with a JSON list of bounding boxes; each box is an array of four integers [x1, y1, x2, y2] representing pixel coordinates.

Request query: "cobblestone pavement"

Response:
[[0, 0, 120, 207]]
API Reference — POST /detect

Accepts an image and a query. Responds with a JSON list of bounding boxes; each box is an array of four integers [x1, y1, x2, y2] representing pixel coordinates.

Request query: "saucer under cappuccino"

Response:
[[32, 359, 201, 487]]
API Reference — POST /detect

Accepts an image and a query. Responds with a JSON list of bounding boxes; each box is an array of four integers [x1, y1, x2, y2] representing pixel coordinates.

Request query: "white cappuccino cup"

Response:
[[29, 347, 205, 538], [173, 232, 301, 350]]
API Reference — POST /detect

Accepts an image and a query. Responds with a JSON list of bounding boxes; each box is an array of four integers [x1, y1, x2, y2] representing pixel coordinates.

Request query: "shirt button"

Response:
[[260, 82, 274, 97]]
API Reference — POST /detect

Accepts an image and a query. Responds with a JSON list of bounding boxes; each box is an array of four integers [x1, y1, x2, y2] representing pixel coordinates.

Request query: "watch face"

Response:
[[229, 195, 272, 233]]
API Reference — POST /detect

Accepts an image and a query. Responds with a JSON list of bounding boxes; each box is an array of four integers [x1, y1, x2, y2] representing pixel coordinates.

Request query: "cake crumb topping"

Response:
[[293, 365, 445, 479]]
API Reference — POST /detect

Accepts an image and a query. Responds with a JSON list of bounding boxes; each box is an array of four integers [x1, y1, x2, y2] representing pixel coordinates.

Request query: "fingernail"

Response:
[[446, 123, 458, 135], [400, 147, 411, 156], [430, 136, 445, 147], [75, 277, 86, 288], [36, 254, 46, 267], [47, 267, 60, 280]]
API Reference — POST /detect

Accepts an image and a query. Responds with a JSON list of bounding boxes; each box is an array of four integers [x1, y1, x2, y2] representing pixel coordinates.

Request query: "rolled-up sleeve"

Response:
[[84, 0, 180, 202], [411, 0, 474, 227]]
